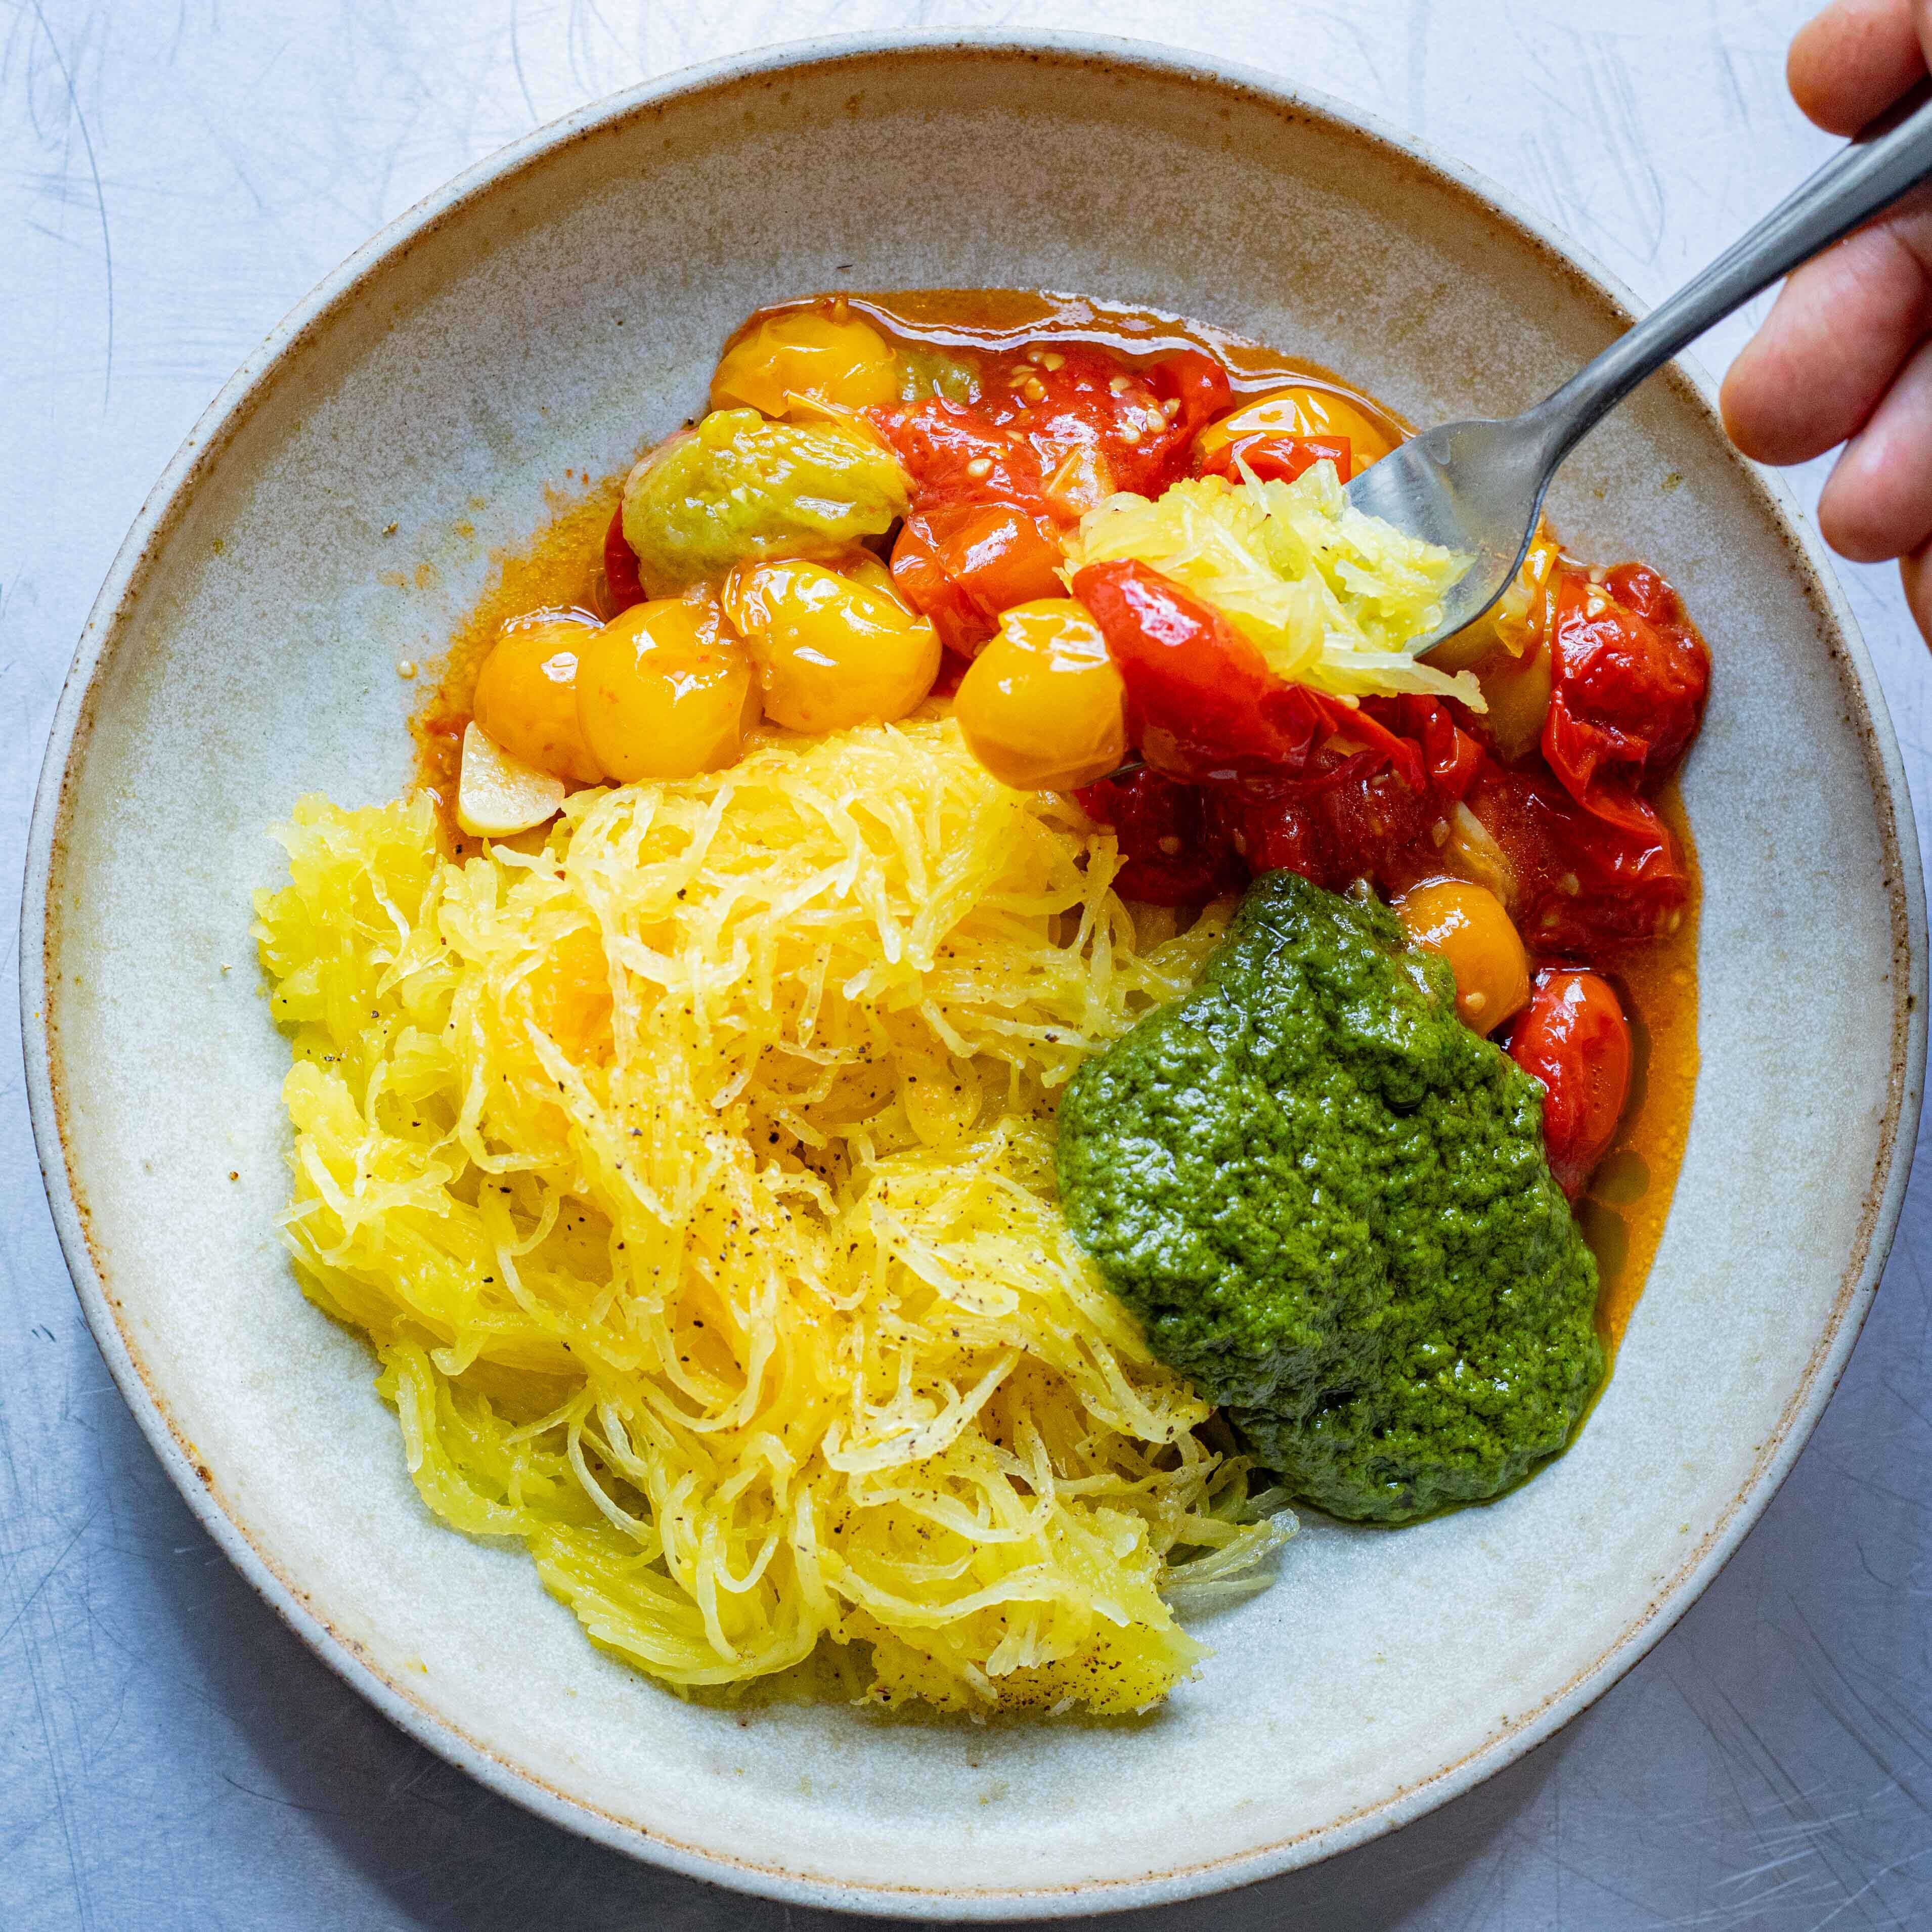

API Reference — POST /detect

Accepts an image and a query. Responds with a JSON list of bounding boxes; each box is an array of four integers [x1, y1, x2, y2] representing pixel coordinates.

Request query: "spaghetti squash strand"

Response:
[[255, 716, 1293, 1714]]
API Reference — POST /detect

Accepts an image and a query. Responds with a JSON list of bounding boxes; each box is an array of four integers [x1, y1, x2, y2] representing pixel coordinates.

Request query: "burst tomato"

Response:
[[1506, 968, 1633, 1197], [1542, 565, 1709, 810], [1197, 432, 1352, 485], [1074, 558, 1355, 779], [602, 506, 646, 613], [1468, 759, 1691, 955], [890, 501, 1067, 656], [1074, 766, 1244, 905]]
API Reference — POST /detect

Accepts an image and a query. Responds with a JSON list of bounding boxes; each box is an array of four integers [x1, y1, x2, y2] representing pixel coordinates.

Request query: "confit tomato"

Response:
[[1073, 766, 1244, 906], [868, 344, 1236, 653], [1506, 968, 1633, 1197], [1196, 432, 1352, 486], [1543, 565, 1709, 809], [1468, 759, 1691, 955], [1209, 698, 1474, 898], [890, 500, 1067, 656], [602, 506, 646, 613], [869, 396, 1051, 509], [1072, 558, 1337, 779], [1215, 756, 1441, 895]]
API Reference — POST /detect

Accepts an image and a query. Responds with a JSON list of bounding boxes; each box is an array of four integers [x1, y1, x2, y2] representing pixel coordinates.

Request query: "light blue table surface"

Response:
[[5, 3, 1930, 1925]]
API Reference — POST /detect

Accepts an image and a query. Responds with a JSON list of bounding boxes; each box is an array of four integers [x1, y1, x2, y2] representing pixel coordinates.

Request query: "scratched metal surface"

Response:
[[3, 3, 1930, 1926]]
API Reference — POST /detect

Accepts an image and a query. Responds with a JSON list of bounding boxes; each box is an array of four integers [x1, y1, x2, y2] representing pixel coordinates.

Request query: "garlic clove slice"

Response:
[[456, 721, 566, 838]]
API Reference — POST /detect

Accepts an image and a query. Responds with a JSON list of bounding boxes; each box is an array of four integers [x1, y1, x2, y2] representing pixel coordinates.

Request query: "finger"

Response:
[[1898, 540, 1932, 643], [1817, 334, 1932, 558], [1789, 0, 1924, 135], [1720, 192, 1932, 463]]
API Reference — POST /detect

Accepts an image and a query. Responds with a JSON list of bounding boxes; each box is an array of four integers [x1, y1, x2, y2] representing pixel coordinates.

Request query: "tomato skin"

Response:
[[1073, 767, 1244, 905], [890, 500, 1067, 656], [1506, 968, 1633, 1197], [1073, 559, 1334, 778], [1145, 349, 1235, 449], [1218, 757, 1441, 895], [870, 397, 1052, 513], [602, 506, 646, 613], [1542, 565, 1709, 809], [1197, 432, 1352, 485], [1468, 758, 1691, 955]]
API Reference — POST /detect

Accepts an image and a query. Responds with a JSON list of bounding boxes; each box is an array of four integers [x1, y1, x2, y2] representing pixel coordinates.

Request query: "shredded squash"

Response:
[[254, 715, 1290, 1714], [1065, 467, 1481, 708]]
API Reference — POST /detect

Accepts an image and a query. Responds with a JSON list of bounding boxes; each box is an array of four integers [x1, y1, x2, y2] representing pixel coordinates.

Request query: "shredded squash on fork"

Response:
[[254, 714, 1290, 1715]]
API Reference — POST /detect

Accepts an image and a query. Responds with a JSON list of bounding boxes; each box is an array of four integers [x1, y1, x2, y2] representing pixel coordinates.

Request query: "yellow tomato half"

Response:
[[1395, 879, 1531, 1034], [709, 310, 900, 417], [472, 614, 606, 784], [953, 599, 1127, 792], [575, 596, 759, 782], [1193, 384, 1399, 471], [723, 557, 939, 733]]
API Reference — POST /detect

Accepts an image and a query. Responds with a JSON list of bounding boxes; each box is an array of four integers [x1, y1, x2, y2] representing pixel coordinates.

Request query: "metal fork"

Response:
[[1350, 89, 1932, 651]]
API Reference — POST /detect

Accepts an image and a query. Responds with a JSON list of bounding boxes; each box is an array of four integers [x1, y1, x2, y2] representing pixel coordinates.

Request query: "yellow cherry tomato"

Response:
[[1428, 525, 1562, 673], [953, 599, 1128, 792], [710, 310, 900, 418], [1193, 384, 1399, 471], [575, 595, 759, 781], [722, 557, 939, 733], [1396, 879, 1531, 1034], [1474, 637, 1554, 762], [472, 614, 606, 784]]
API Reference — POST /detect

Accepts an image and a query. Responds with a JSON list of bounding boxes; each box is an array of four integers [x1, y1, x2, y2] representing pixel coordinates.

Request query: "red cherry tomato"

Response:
[[1073, 766, 1244, 905], [890, 501, 1068, 656], [1144, 349, 1235, 446], [603, 506, 645, 613], [1072, 558, 1337, 778], [1542, 565, 1709, 811], [1197, 432, 1352, 486], [869, 397, 1052, 512], [1467, 759, 1692, 955], [1506, 968, 1633, 1198]]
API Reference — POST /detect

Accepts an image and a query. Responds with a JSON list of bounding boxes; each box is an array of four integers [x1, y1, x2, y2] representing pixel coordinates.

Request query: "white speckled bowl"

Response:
[[22, 34, 1926, 1918]]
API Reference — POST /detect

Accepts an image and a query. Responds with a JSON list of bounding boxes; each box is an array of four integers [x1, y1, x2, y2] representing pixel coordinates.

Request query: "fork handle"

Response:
[[1526, 86, 1932, 464]]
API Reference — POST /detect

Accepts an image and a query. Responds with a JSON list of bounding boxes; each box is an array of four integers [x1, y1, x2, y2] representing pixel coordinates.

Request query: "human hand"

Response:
[[1722, 0, 1932, 638]]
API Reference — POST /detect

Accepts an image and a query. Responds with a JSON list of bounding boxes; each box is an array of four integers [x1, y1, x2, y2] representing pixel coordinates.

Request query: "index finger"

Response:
[[1790, 0, 1926, 135]]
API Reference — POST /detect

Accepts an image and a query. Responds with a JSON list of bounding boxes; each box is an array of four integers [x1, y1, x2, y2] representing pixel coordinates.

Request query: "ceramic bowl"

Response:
[[22, 33, 1925, 1918]]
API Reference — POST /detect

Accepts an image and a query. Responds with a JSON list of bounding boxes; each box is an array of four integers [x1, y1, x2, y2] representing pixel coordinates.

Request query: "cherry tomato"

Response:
[[1396, 879, 1531, 1034], [1467, 759, 1692, 955], [1507, 968, 1633, 1197], [603, 506, 646, 614], [869, 397, 1051, 512], [1073, 766, 1244, 905], [890, 500, 1068, 656], [1542, 565, 1709, 810], [1197, 432, 1352, 485], [1072, 558, 1333, 778], [1194, 385, 1398, 473], [1144, 349, 1235, 447], [1213, 751, 1442, 897]]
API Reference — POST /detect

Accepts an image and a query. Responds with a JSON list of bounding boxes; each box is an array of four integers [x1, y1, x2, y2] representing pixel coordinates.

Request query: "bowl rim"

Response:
[[19, 28, 1928, 1919]]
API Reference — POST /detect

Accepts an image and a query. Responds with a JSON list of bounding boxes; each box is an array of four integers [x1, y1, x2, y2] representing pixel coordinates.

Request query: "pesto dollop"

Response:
[[1057, 871, 1601, 1524]]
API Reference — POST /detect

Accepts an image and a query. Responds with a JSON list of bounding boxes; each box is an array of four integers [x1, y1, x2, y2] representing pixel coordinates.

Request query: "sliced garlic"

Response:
[[456, 721, 565, 838]]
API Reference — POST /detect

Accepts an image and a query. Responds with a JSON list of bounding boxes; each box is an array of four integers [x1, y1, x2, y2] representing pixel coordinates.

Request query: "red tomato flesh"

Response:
[[603, 506, 646, 613], [890, 500, 1067, 657], [1072, 558, 1332, 778], [1198, 432, 1352, 486], [1542, 565, 1709, 810]]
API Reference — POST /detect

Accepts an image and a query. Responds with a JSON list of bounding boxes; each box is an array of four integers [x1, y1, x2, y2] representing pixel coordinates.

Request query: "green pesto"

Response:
[[1057, 871, 1601, 1524], [621, 408, 909, 595]]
